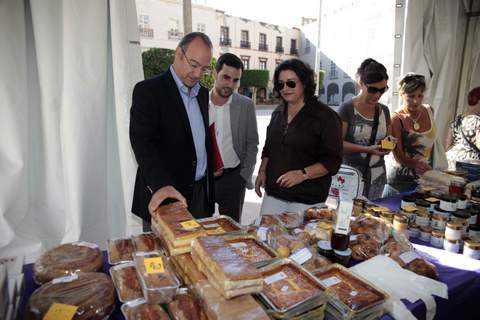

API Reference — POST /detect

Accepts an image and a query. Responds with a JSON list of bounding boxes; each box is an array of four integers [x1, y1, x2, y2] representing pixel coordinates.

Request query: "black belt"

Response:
[[223, 165, 240, 174]]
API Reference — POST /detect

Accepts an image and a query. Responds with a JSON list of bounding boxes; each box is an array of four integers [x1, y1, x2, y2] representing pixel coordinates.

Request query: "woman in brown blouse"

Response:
[[255, 59, 343, 214]]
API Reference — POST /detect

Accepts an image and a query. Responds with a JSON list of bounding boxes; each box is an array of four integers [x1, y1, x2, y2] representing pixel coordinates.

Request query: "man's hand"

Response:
[[148, 185, 187, 215], [214, 168, 224, 177], [276, 170, 305, 188], [255, 171, 266, 197]]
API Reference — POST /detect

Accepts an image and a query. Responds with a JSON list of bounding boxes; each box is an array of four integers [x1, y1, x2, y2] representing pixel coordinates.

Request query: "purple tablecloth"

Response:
[[17, 195, 480, 319]]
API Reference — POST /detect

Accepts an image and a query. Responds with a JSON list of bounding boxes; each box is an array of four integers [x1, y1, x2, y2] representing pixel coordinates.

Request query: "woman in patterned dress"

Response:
[[337, 58, 392, 200], [383, 73, 436, 196], [446, 87, 480, 170]]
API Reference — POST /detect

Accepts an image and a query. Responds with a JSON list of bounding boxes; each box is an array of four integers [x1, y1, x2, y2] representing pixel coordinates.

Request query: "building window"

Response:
[[240, 30, 250, 48], [259, 58, 267, 70], [138, 15, 154, 38], [197, 23, 205, 33], [290, 39, 297, 55], [305, 39, 311, 53], [259, 33, 268, 51], [168, 18, 182, 39], [220, 26, 231, 46], [241, 56, 250, 70], [275, 36, 284, 53], [330, 61, 337, 78]]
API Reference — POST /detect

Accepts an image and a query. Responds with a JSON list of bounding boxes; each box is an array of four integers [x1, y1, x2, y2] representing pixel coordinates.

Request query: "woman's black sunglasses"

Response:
[[275, 80, 297, 90], [366, 85, 388, 94]]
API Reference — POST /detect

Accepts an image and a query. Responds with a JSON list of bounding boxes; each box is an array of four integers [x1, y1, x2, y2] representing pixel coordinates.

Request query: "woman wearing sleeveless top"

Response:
[[337, 58, 392, 200], [446, 87, 480, 170], [383, 73, 436, 196]]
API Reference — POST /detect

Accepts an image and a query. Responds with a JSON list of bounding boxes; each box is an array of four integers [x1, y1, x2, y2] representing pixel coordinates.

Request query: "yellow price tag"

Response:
[[180, 220, 200, 230], [43, 303, 78, 320], [425, 197, 439, 202], [371, 206, 389, 212], [420, 186, 434, 191], [206, 227, 225, 235], [144, 257, 165, 274], [402, 205, 417, 212]]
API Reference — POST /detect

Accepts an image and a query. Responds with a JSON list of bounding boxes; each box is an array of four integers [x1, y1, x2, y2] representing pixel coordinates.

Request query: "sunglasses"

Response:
[[366, 85, 388, 94], [275, 80, 297, 90]]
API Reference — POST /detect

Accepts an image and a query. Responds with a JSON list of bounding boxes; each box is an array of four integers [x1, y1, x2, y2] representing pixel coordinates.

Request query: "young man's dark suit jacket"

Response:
[[129, 68, 215, 222]]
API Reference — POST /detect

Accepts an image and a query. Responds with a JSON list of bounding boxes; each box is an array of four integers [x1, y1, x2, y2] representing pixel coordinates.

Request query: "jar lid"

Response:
[[441, 194, 457, 202], [415, 199, 430, 207], [394, 214, 409, 223], [317, 240, 332, 250], [333, 248, 352, 256], [432, 213, 448, 221], [464, 238, 480, 248], [420, 225, 432, 232], [444, 238, 461, 244], [469, 224, 480, 231], [434, 204, 450, 213], [402, 195, 416, 202], [453, 210, 471, 219], [425, 197, 440, 203], [432, 230, 444, 237], [446, 222, 463, 230]]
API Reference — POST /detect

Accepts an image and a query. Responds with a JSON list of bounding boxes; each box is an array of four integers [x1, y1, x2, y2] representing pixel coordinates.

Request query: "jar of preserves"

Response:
[[425, 197, 440, 213], [401, 206, 417, 224], [463, 238, 480, 260], [457, 195, 468, 210], [431, 213, 447, 231], [401, 195, 416, 209], [408, 225, 420, 238], [469, 224, 480, 238], [430, 230, 444, 248], [444, 238, 461, 253], [415, 210, 430, 227], [440, 195, 457, 212], [331, 232, 350, 251], [415, 199, 430, 216], [393, 214, 409, 233], [433, 205, 451, 219], [419, 226, 432, 242], [317, 240, 333, 260], [445, 222, 463, 241], [449, 181, 465, 195], [333, 248, 352, 267]]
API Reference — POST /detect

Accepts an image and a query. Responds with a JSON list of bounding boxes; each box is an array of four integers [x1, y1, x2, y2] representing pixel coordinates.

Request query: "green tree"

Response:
[[200, 57, 217, 90], [142, 48, 175, 79], [240, 70, 269, 102]]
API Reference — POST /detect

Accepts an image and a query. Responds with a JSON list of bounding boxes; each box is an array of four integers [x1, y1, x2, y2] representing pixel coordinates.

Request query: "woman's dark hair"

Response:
[[356, 58, 388, 85], [398, 72, 426, 94], [468, 87, 480, 106], [273, 59, 316, 100], [215, 53, 244, 72]]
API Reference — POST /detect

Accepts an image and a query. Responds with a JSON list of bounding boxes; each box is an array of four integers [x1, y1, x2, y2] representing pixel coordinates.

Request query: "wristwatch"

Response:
[[302, 168, 309, 180]]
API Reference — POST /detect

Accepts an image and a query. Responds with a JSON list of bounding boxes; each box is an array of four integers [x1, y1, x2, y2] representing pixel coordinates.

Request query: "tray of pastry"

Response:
[[133, 251, 181, 304], [257, 258, 327, 318], [109, 262, 143, 302], [107, 238, 135, 265], [170, 253, 206, 288], [197, 215, 245, 235], [222, 234, 278, 266], [312, 264, 388, 318], [121, 298, 170, 320], [132, 232, 162, 252], [277, 212, 303, 229], [254, 214, 283, 226]]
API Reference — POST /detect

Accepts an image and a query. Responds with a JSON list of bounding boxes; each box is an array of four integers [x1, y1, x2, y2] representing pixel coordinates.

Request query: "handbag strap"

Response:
[[458, 116, 480, 153], [363, 105, 380, 177]]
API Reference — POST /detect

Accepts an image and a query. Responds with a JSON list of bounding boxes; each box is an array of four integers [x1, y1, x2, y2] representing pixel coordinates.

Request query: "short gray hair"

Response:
[[399, 73, 426, 94], [178, 32, 212, 51]]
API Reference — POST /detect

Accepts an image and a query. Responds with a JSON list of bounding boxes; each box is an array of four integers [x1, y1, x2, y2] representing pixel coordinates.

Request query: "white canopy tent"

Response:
[[0, 0, 143, 261], [0, 0, 479, 262]]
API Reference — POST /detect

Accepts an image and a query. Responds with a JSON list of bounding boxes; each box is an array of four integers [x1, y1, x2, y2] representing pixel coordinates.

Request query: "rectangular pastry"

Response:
[[131, 232, 162, 252], [225, 237, 277, 264], [107, 238, 134, 264], [121, 299, 170, 320], [198, 216, 243, 235], [152, 202, 206, 247]]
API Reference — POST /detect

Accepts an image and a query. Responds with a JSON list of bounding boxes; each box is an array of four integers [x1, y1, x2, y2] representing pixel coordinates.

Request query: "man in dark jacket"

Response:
[[129, 32, 215, 228]]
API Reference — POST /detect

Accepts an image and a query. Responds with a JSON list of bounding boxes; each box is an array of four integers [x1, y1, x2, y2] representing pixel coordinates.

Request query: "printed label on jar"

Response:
[[320, 276, 342, 288], [444, 240, 460, 253], [431, 219, 446, 230], [430, 236, 443, 248], [440, 200, 457, 212], [290, 248, 313, 265], [415, 216, 430, 226], [469, 215, 477, 225], [420, 232, 431, 242], [399, 251, 420, 264], [445, 227, 462, 240], [463, 246, 480, 260], [469, 229, 480, 237], [257, 227, 268, 242], [457, 200, 467, 210], [264, 272, 287, 285]]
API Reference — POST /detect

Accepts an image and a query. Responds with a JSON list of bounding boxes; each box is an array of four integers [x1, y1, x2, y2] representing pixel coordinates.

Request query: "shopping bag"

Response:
[[329, 164, 364, 199]]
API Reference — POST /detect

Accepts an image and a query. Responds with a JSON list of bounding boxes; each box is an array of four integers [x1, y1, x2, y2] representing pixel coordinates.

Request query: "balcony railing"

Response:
[[290, 48, 298, 55], [240, 40, 251, 48], [220, 38, 232, 46], [275, 46, 284, 53], [259, 43, 268, 51], [168, 29, 183, 39], [139, 27, 154, 38]]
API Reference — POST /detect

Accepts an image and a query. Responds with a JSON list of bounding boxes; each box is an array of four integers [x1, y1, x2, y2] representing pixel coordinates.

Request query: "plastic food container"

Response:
[[133, 251, 180, 304], [121, 298, 170, 320], [109, 262, 143, 302], [107, 238, 135, 265], [197, 215, 245, 235]]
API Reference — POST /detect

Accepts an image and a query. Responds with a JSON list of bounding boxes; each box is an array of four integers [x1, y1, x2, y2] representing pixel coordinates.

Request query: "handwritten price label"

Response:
[[43, 303, 78, 320], [144, 257, 165, 274], [206, 227, 225, 235], [180, 220, 200, 230]]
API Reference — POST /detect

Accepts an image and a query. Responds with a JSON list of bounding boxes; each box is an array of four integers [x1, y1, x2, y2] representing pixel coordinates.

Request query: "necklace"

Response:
[[408, 110, 422, 131]]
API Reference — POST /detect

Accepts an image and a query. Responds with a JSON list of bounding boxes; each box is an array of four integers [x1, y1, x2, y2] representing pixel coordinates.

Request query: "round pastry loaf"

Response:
[[26, 272, 115, 320], [33, 242, 103, 284]]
